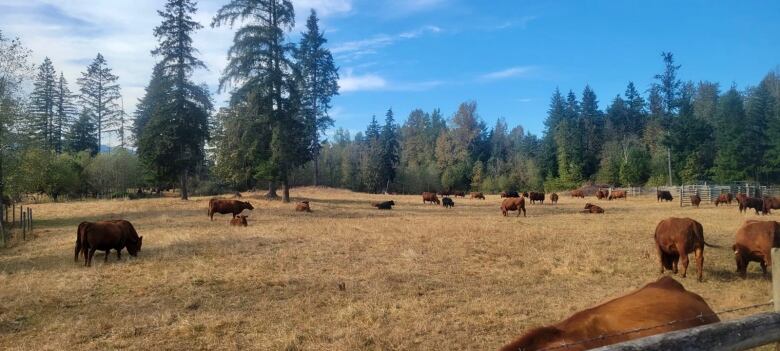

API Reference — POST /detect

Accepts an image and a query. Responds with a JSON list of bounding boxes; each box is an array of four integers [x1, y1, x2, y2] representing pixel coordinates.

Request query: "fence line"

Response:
[[0, 202, 34, 248]]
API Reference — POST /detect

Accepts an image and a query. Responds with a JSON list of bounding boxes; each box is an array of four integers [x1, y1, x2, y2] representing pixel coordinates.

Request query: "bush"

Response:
[[544, 177, 579, 193]]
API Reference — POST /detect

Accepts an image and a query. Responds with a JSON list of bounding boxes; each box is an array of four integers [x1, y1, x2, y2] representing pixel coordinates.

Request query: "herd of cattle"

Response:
[[68, 188, 780, 350]]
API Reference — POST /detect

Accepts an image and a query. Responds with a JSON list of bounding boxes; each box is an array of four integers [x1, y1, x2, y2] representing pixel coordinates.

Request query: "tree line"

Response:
[[0, 0, 778, 203]]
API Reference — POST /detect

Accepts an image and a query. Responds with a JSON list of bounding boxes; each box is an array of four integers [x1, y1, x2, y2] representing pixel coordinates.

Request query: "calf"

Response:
[[372, 201, 395, 210], [690, 194, 701, 208], [295, 201, 312, 212], [442, 197, 454, 208], [550, 193, 559, 205], [230, 215, 248, 227], [581, 203, 604, 214]]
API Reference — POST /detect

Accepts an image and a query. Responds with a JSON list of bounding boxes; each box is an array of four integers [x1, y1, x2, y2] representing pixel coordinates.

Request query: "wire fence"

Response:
[[534, 301, 774, 351]]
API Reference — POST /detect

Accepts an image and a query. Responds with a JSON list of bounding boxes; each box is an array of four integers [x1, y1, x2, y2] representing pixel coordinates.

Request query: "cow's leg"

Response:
[[760, 261, 768, 277], [105, 249, 110, 262], [679, 251, 689, 278], [87, 248, 97, 267], [735, 252, 746, 278], [695, 248, 704, 282], [521, 208, 526, 217], [74, 241, 81, 262], [656, 246, 665, 274], [672, 254, 679, 274]]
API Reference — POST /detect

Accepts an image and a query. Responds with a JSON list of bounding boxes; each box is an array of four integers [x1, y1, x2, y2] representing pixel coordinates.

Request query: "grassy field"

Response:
[[0, 187, 775, 350]]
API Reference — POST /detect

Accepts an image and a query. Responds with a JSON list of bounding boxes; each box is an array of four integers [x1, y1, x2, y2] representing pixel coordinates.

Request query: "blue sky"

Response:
[[1, 0, 779, 144]]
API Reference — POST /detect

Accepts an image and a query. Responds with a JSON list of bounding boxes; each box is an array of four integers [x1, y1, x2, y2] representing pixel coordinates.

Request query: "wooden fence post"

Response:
[[774, 248, 780, 351], [12, 203, 15, 227], [27, 208, 32, 233], [0, 204, 4, 248], [21, 210, 25, 241]]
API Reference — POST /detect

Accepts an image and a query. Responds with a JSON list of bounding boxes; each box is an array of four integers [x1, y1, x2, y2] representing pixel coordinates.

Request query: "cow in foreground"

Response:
[[609, 190, 627, 200], [76, 220, 143, 267], [654, 217, 718, 281], [550, 193, 559, 205], [501, 197, 526, 217], [734, 220, 780, 278], [528, 192, 545, 205], [570, 190, 585, 198], [657, 190, 674, 202], [208, 199, 254, 221], [690, 194, 701, 208], [372, 201, 395, 210], [442, 197, 454, 208], [422, 192, 440, 205], [469, 192, 485, 200], [499, 276, 718, 351], [230, 215, 248, 227], [714, 193, 733, 206], [582, 203, 604, 214], [295, 201, 312, 212]]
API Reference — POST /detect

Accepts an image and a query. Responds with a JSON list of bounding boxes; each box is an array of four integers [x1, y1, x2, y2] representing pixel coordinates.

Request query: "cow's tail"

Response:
[[75, 222, 89, 262], [703, 240, 722, 248]]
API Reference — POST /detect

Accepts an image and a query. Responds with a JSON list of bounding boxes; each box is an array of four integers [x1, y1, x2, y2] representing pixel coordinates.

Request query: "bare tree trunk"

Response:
[[282, 180, 290, 203], [313, 152, 320, 187], [265, 181, 279, 199], [180, 169, 189, 200]]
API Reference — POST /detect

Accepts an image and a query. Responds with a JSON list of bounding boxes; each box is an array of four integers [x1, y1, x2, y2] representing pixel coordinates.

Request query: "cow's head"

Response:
[[243, 202, 255, 211], [127, 236, 143, 256]]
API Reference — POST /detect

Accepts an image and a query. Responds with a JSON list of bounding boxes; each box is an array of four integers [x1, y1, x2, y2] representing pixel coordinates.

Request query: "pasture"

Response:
[[0, 188, 774, 350]]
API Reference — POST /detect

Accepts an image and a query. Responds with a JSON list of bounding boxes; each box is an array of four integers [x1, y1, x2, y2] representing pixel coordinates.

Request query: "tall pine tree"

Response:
[[30, 57, 57, 149], [77, 53, 121, 149], [380, 108, 400, 191], [54, 72, 77, 153]]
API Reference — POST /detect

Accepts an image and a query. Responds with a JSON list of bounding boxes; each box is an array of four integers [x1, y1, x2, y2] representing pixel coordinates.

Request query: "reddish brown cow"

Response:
[[739, 197, 764, 215], [78, 220, 143, 267], [654, 217, 718, 281], [208, 199, 254, 221], [501, 197, 526, 217], [715, 193, 733, 206], [733, 220, 780, 278], [690, 194, 701, 208], [736, 193, 748, 207], [452, 191, 466, 198], [609, 190, 627, 200], [230, 215, 248, 227], [422, 192, 440, 205], [469, 192, 485, 200], [295, 201, 312, 212], [570, 190, 585, 198], [762, 196, 780, 214], [582, 203, 604, 214], [550, 193, 559, 205], [499, 276, 719, 351], [596, 190, 607, 200], [528, 192, 545, 204]]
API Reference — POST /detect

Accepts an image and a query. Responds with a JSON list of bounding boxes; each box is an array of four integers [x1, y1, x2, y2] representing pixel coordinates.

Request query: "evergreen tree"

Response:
[[30, 57, 57, 149], [295, 10, 339, 186], [213, 0, 307, 202], [380, 108, 400, 191], [138, 0, 212, 200], [693, 81, 720, 125], [654, 52, 682, 117], [77, 53, 121, 149], [54, 72, 77, 153], [134, 63, 170, 145], [541, 88, 565, 179], [624, 82, 646, 135], [66, 111, 99, 155], [579, 85, 604, 178], [713, 87, 746, 182]]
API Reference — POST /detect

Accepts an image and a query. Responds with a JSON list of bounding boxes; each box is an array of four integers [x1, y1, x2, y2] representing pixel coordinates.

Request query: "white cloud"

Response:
[[339, 71, 387, 92], [331, 25, 441, 61], [480, 66, 537, 81]]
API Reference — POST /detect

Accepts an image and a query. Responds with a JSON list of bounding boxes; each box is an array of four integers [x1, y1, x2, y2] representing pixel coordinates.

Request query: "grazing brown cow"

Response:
[[740, 197, 764, 215], [715, 193, 733, 206], [595, 190, 607, 200], [657, 190, 674, 202], [469, 192, 485, 200], [608, 190, 626, 200], [499, 276, 719, 351], [295, 201, 312, 212], [654, 217, 718, 281], [582, 203, 604, 214], [437, 190, 452, 197], [452, 191, 466, 198], [733, 220, 780, 278], [230, 215, 248, 227], [736, 193, 748, 207], [528, 192, 545, 205], [690, 194, 701, 208], [208, 199, 254, 221], [372, 200, 395, 210], [550, 193, 559, 205], [570, 190, 585, 198], [442, 197, 455, 208], [762, 196, 780, 214], [78, 220, 143, 267], [501, 197, 526, 217], [422, 192, 440, 205]]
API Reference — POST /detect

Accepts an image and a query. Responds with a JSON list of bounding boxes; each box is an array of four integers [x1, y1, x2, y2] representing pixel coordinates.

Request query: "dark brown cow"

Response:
[[230, 215, 248, 227], [442, 197, 455, 208], [501, 197, 526, 217], [528, 192, 545, 205], [437, 190, 452, 197], [208, 199, 254, 221], [499, 276, 719, 351], [550, 193, 559, 205], [422, 192, 440, 205], [522, 192, 529, 198], [469, 192, 485, 200], [452, 191, 466, 198], [582, 203, 604, 214], [733, 220, 780, 278], [372, 200, 395, 210], [763, 196, 780, 214], [295, 201, 312, 212], [608, 190, 627, 200], [740, 197, 764, 215], [596, 190, 607, 200], [570, 190, 585, 198], [736, 193, 748, 208], [78, 220, 143, 267], [501, 191, 520, 198], [714, 193, 733, 206], [657, 190, 673, 202], [690, 194, 701, 208], [654, 217, 717, 281]]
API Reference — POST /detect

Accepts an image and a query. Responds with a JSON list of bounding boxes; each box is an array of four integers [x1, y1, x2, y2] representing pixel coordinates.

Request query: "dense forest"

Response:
[[1, 0, 779, 203]]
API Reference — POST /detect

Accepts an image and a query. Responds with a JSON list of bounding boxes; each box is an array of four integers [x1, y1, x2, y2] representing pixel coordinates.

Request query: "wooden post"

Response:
[[21, 211, 25, 240], [0, 204, 4, 248], [12, 203, 15, 227], [27, 208, 32, 233]]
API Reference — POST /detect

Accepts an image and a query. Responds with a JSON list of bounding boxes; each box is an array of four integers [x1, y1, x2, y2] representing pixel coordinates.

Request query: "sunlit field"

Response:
[[0, 187, 774, 350]]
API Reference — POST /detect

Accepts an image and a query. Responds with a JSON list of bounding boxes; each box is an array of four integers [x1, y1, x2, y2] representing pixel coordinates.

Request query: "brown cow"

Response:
[[208, 199, 254, 221], [528, 192, 545, 205], [295, 201, 312, 212], [469, 192, 485, 200], [452, 191, 466, 198], [372, 200, 395, 210], [735, 193, 748, 207], [740, 197, 764, 215], [657, 190, 673, 202], [763, 196, 780, 214], [570, 190, 585, 198], [690, 194, 701, 208], [714, 193, 732, 206], [501, 197, 526, 217], [78, 220, 143, 267], [501, 191, 520, 198], [733, 220, 780, 278], [654, 217, 718, 281], [596, 190, 607, 200], [230, 215, 248, 227], [422, 192, 440, 205], [609, 190, 626, 200], [550, 193, 559, 205], [582, 203, 604, 214], [499, 276, 719, 351]]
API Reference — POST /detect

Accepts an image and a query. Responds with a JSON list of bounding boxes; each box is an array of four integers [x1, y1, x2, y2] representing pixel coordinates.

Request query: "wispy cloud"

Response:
[[378, 0, 449, 17], [488, 15, 538, 31], [331, 25, 441, 61], [480, 66, 538, 81], [338, 69, 444, 93]]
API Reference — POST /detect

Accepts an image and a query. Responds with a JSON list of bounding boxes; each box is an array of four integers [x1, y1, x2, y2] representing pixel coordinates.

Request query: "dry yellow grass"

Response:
[[0, 187, 775, 350]]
